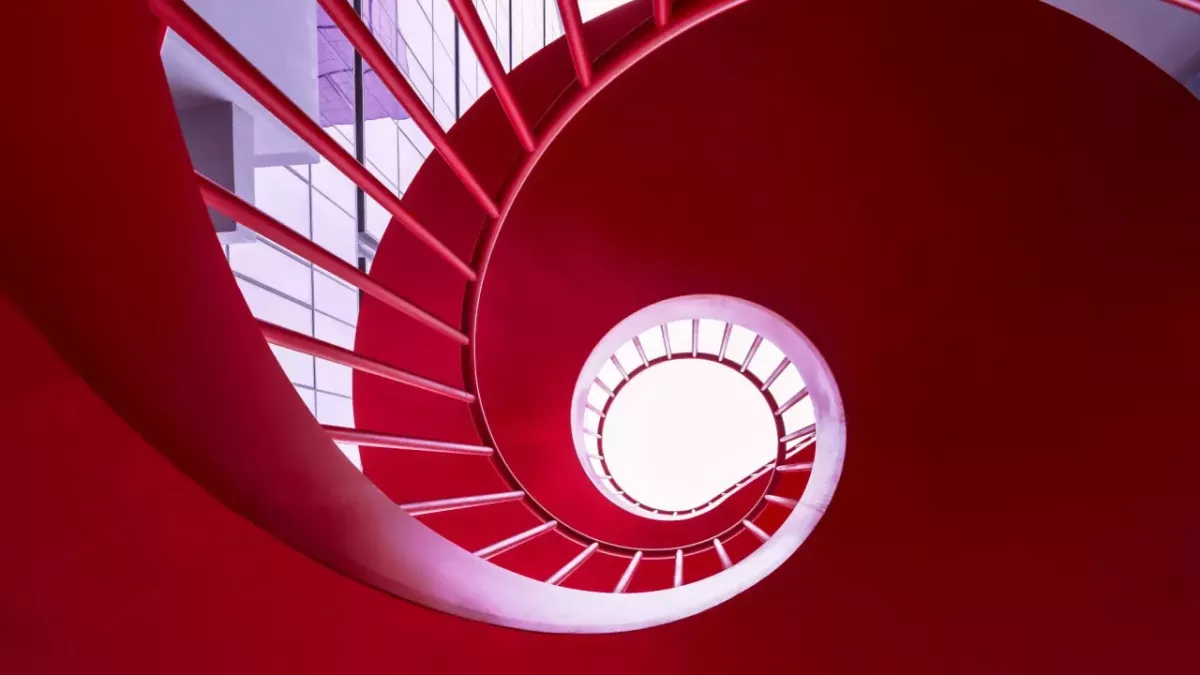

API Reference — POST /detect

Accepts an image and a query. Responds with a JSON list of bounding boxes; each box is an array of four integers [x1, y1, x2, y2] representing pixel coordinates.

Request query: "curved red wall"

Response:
[[3, 0, 1198, 672]]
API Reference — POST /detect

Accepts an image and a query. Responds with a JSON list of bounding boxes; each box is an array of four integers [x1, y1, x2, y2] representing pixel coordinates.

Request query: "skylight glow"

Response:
[[571, 296, 823, 521], [601, 359, 778, 512]]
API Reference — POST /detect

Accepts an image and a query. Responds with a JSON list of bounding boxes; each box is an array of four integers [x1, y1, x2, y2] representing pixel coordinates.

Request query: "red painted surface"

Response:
[[3, 0, 1200, 671]]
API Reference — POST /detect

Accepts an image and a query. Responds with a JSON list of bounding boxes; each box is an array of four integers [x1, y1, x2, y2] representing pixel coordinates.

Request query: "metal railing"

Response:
[[152, 0, 813, 593], [580, 319, 819, 520]]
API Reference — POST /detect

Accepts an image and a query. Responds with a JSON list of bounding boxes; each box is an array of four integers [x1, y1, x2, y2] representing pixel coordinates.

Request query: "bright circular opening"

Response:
[[601, 359, 778, 512]]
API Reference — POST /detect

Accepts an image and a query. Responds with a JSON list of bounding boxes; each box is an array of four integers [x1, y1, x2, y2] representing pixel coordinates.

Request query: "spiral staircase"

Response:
[[4, 0, 1200, 672], [138, 0, 846, 621]]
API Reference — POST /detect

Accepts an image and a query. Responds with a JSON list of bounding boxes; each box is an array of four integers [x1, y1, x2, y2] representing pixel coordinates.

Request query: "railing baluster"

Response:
[[633, 335, 650, 367], [585, 403, 606, 418], [474, 521, 558, 560], [713, 538, 732, 569], [199, 175, 467, 344], [448, 0, 537, 151], [785, 437, 817, 460], [316, 0, 500, 217], [741, 335, 763, 372], [775, 387, 810, 416], [322, 425, 492, 455], [776, 461, 813, 473], [661, 324, 672, 358], [614, 550, 643, 593], [718, 322, 732, 360], [673, 549, 684, 587], [691, 319, 699, 356], [611, 355, 628, 381], [743, 519, 770, 543], [780, 423, 817, 444], [150, 0, 476, 280], [555, 0, 593, 88], [594, 379, 613, 397], [400, 491, 525, 516], [259, 321, 474, 403], [760, 358, 790, 391], [653, 0, 673, 27], [547, 542, 599, 585], [764, 494, 798, 509]]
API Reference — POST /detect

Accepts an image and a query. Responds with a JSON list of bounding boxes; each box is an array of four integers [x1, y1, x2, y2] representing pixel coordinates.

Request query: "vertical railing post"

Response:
[[555, 0, 593, 87], [474, 521, 558, 560], [614, 551, 643, 593], [547, 542, 600, 585], [743, 519, 770, 543], [653, 0, 673, 27], [713, 538, 732, 569], [447, 0, 537, 150]]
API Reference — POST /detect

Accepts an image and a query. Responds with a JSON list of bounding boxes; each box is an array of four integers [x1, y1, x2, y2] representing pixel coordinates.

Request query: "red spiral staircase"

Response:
[[4, 0, 1200, 672]]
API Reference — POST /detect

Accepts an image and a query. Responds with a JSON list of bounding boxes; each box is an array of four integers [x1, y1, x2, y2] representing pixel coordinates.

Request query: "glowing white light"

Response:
[[601, 359, 777, 511]]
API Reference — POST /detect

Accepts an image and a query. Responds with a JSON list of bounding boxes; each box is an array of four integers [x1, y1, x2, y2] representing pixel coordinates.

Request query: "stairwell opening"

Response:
[[572, 296, 823, 521], [601, 358, 778, 512]]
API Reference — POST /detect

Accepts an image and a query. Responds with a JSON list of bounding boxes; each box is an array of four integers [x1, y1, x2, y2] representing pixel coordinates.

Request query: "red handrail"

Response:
[[150, 0, 477, 280], [315, 0, 500, 218], [556, 1, 593, 88], [198, 174, 468, 345], [322, 425, 493, 455], [400, 491, 526, 516], [448, 0, 537, 151], [653, 0, 673, 27], [258, 321, 475, 403]]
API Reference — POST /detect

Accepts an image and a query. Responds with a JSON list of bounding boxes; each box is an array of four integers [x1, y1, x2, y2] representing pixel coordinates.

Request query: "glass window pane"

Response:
[[312, 192, 357, 264], [271, 345, 315, 387], [399, 135, 425, 191], [365, 194, 391, 239], [315, 312, 356, 349], [434, 41, 455, 110], [253, 166, 310, 236], [229, 241, 312, 304], [337, 442, 363, 470], [311, 158, 357, 215], [313, 271, 358, 325], [316, 359, 353, 396], [295, 385, 317, 414], [432, 0, 456, 56], [236, 278, 312, 334], [399, 0, 435, 74], [316, 391, 355, 426], [365, 118, 400, 189]]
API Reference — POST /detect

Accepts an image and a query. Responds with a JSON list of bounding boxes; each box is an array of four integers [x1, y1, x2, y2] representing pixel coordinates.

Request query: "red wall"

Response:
[[3, 0, 1198, 673]]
